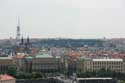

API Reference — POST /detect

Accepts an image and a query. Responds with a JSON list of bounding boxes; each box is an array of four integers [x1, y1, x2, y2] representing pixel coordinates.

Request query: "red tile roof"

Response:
[[13, 55, 25, 59], [0, 74, 15, 81]]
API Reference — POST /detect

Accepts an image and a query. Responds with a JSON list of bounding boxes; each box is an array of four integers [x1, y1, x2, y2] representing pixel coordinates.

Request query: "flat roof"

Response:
[[35, 54, 53, 58], [92, 59, 123, 61], [25, 56, 33, 59], [0, 57, 12, 59], [77, 78, 112, 80]]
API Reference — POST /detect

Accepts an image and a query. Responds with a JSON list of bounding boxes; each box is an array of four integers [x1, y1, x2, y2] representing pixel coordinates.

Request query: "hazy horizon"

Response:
[[0, 0, 125, 39]]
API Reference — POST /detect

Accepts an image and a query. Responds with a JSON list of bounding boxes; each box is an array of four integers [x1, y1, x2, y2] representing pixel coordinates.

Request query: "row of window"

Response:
[[0, 65, 8, 71], [32, 64, 57, 69], [91, 62, 123, 65], [92, 65, 123, 68]]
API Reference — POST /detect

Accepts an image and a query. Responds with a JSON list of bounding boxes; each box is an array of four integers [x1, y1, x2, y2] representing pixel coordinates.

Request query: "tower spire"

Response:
[[27, 36, 30, 44], [18, 16, 20, 27], [16, 17, 21, 40], [21, 36, 24, 45]]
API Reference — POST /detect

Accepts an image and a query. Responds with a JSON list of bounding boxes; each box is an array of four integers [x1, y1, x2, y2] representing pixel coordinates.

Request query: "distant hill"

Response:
[[0, 38, 104, 48]]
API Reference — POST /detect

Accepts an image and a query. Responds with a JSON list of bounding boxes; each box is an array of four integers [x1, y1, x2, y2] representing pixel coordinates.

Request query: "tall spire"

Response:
[[27, 36, 30, 44], [16, 17, 21, 40], [18, 16, 20, 27], [21, 36, 24, 45]]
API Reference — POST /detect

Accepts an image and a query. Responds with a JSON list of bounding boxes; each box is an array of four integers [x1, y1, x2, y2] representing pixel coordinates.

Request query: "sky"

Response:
[[0, 0, 125, 39]]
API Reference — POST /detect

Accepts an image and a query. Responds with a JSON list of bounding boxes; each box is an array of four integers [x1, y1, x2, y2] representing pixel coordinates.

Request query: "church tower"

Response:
[[16, 17, 21, 40]]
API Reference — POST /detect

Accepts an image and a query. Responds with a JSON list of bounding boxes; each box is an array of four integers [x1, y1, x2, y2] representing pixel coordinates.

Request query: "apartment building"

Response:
[[77, 58, 125, 73]]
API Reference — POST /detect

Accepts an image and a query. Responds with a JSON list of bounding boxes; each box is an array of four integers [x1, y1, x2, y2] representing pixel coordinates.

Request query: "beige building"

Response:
[[0, 57, 16, 73], [24, 53, 62, 73], [77, 58, 125, 73], [13, 55, 25, 72], [32, 54, 58, 72]]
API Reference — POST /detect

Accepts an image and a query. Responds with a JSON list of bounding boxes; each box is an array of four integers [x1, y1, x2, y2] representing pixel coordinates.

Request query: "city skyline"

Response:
[[0, 0, 125, 39]]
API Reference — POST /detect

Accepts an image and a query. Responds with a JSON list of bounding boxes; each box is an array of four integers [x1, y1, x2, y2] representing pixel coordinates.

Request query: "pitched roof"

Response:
[[0, 74, 15, 81], [13, 55, 25, 59]]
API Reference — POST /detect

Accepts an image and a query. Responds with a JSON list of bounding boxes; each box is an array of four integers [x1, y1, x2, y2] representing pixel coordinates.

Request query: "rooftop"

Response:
[[77, 78, 112, 80], [92, 59, 123, 61], [0, 57, 12, 60], [56, 56, 61, 59], [35, 53, 53, 58], [13, 55, 25, 59], [0, 74, 15, 81], [25, 56, 33, 59]]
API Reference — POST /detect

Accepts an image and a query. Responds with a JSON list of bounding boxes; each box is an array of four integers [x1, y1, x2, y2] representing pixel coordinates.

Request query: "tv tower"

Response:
[[16, 17, 21, 40]]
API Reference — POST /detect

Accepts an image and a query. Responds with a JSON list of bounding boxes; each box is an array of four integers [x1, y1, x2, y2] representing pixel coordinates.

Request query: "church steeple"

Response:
[[21, 36, 24, 45], [24, 36, 31, 54], [27, 36, 30, 44], [16, 17, 21, 40]]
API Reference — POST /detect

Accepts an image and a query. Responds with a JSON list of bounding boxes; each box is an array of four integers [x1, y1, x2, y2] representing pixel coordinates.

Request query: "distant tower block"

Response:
[[16, 17, 21, 40]]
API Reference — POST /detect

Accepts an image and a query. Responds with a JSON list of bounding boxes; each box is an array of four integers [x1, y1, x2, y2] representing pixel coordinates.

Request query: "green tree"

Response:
[[7, 67, 17, 76], [31, 72, 43, 79]]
